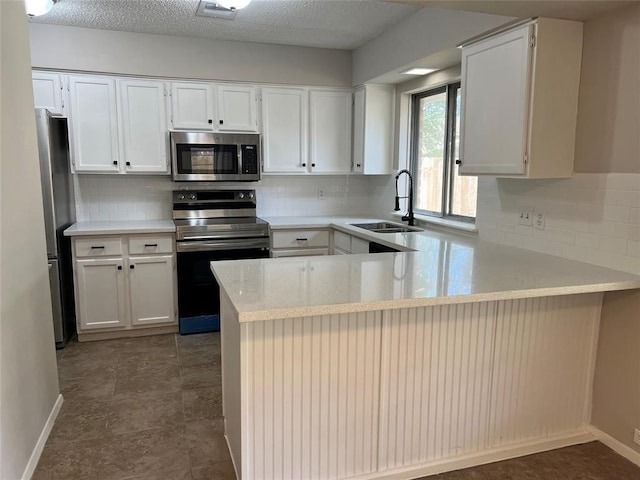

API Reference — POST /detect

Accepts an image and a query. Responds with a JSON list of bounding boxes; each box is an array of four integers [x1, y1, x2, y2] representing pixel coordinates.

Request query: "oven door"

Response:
[[176, 238, 269, 334]]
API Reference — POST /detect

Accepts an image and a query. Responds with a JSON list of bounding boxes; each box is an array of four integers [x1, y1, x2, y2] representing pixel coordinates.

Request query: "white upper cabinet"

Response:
[[118, 79, 169, 174], [261, 87, 308, 173], [459, 18, 583, 178], [32, 71, 65, 115], [352, 84, 394, 175], [170, 82, 215, 131], [217, 84, 259, 132], [309, 89, 352, 174], [68, 75, 120, 173]]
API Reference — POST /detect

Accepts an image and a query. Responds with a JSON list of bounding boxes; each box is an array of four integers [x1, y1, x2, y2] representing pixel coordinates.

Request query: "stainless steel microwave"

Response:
[[170, 132, 261, 182]]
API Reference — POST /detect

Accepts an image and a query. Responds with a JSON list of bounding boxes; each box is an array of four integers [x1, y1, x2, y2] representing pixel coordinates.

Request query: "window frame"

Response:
[[410, 81, 474, 222]]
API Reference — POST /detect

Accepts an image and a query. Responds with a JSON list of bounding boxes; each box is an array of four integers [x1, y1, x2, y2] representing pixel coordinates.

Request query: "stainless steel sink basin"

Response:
[[350, 222, 422, 234]]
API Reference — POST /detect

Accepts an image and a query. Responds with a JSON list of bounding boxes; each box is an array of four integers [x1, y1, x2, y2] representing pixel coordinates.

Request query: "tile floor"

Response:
[[34, 332, 234, 480], [34, 333, 640, 480]]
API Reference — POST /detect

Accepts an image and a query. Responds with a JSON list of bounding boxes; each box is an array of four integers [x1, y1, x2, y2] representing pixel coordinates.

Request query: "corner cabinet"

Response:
[[459, 18, 583, 178], [72, 233, 177, 341], [353, 85, 394, 175], [32, 71, 66, 115], [309, 89, 353, 174]]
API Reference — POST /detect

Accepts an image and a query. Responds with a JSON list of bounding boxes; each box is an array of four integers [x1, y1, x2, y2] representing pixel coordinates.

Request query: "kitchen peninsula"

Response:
[[211, 223, 640, 480]]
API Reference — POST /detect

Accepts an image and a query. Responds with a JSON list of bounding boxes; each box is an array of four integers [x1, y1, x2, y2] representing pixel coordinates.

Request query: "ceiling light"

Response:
[[401, 67, 437, 76], [25, 0, 56, 16], [217, 0, 252, 10]]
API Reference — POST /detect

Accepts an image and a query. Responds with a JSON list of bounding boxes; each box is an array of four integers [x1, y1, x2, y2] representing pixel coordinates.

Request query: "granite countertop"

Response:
[[64, 220, 176, 236], [212, 218, 640, 322]]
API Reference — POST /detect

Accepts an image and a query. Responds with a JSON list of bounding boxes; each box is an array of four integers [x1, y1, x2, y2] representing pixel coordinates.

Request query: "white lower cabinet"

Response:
[[332, 230, 369, 254], [76, 257, 127, 330], [270, 228, 330, 257], [129, 255, 175, 326], [72, 234, 177, 338]]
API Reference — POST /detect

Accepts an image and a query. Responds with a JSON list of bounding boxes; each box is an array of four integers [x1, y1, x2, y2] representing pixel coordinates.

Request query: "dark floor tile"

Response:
[[182, 387, 223, 421], [180, 364, 222, 390], [176, 332, 220, 349], [59, 374, 116, 399], [109, 333, 176, 349], [57, 356, 116, 381], [184, 420, 232, 468], [191, 461, 237, 480], [178, 344, 221, 367], [107, 390, 184, 435], [121, 466, 193, 480], [114, 361, 181, 395], [47, 397, 111, 446], [36, 438, 103, 480], [98, 426, 189, 480], [31, 467, 51, 480]]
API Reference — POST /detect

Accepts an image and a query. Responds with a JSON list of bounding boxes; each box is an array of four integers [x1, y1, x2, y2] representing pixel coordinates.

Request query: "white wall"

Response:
[[352, 7, 511, 85], [0, 1, 61, 479], [73, 174, 378, 221], [29, 23, 352, 87]]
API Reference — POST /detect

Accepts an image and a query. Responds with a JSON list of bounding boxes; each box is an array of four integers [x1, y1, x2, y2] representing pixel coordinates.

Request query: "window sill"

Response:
[[390, 211, 478, 236]]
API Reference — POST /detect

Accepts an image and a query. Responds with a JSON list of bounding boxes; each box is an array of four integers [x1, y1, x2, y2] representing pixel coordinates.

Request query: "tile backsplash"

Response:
[[74, 174, 382, 222], [476, 173, 640, 274]]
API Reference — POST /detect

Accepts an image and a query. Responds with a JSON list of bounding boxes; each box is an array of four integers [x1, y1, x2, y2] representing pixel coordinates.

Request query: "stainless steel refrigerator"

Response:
[[36, 109, 76, 347]]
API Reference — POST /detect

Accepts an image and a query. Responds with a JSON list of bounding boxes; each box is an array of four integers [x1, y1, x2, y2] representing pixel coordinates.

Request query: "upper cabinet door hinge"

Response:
[[529, 35, 536, 48], [524, 152, 529, 164]]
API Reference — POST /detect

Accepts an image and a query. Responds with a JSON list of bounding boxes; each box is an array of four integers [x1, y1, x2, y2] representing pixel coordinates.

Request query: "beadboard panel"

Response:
[[242, 312, 383, 480], [378, 302, 498, 470], [488, 294, 602, 448]]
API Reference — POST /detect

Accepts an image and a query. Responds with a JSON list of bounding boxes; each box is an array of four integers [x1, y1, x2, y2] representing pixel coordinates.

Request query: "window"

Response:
[[410, 82, 477, 221]]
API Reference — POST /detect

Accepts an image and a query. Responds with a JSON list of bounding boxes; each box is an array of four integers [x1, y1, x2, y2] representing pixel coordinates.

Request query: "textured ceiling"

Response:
[[29, 0, 421, 50], [389, 0, 639, 21]]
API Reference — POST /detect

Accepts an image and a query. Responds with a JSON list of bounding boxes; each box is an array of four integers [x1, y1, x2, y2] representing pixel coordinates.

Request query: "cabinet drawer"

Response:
[[75, 237, 122, 257], [128, 235, 174, 255], [334, 231, 351, 252], [271, 248, 329, 258], [272, 229, 329, 249]]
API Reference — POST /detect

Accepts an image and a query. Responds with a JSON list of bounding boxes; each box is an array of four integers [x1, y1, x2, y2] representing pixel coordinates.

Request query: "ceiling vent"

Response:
[[196, 1, 238, 20]]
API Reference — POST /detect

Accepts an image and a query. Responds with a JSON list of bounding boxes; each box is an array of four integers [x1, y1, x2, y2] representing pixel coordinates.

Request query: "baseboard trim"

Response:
[[21, 394, 64, 480], [351, 430, 595, 480], [588, 426, 640, 467]]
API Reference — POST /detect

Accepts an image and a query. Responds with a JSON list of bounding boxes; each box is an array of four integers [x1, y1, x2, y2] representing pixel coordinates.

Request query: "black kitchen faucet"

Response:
[[394, 169, 415, 226]]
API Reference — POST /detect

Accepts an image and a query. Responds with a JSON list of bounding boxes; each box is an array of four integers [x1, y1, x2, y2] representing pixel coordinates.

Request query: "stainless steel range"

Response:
[[173, 189, 269, 334]]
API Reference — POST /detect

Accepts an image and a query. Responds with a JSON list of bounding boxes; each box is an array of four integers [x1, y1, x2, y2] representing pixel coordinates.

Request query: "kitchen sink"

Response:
[[350, 222, 422, 234]]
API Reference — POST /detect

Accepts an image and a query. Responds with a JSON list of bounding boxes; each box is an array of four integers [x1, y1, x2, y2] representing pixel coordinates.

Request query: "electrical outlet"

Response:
[[517, 208, 533, 226], [534, 211, 545, 230], [634, 428, 640, 446], [317, 188, 325, 200]]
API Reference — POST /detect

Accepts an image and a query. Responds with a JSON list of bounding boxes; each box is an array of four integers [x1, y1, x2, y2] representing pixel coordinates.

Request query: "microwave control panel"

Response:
[[241, 145, 259, 174]]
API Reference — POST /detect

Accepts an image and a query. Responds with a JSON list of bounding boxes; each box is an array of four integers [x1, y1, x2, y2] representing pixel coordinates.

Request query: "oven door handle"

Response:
[[176, 238, 269, 253]]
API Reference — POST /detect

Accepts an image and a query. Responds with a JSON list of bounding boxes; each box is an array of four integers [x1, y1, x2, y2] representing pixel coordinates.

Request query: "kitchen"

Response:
[[1, 0, 640, 479]]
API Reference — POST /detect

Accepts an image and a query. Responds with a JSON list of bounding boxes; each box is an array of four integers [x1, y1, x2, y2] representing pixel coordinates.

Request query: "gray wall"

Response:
[[1, 1, 61, 479], [352, 7, 511, 85], [29, 23, 352, 87], [574, 3, 640, 173]]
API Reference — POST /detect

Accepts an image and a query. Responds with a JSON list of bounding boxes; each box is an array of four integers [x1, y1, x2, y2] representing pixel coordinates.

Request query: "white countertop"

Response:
[[64, 220, 176, 236], [211, 220, 640, 322]]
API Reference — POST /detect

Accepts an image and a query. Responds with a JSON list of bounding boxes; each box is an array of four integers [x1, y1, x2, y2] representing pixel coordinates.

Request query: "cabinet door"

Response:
[[68, 76, 120, 173], [32, 72, 65, 115], [170, 82, 215, 131], [352, 88, 365, 173], [217, 84, 258, 132], [128, 255, 176, 326], [118, 79, 169, 174], [459, 25, 534, 176], [76, 258, 126, 330], [262, 87, 308, 173], [351, 237, 369, 254], [309, 90, 352, 174]]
